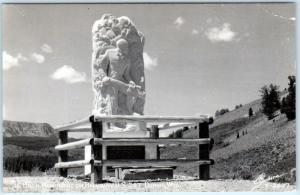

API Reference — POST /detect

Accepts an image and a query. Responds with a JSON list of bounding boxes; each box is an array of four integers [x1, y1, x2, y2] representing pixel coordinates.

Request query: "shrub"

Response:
[[215, 108, 230, 117], [235, 104, 243, 109], [240, 169, 253, 180]]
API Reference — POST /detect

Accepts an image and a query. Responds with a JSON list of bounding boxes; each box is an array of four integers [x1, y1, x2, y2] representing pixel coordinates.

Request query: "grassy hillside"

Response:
[[212, 98, 262, 127], [161, 93, 295, 183], [211, 90, 287, 127]]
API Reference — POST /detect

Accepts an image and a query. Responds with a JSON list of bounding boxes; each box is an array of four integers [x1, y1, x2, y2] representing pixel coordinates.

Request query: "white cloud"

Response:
[[51, 65, 87, 84], [143, 52, 158, 70], [289, 17, 296, 21], [41, 44, 53, 53], [3, 51, 28, 70], [191, 29, 199, 35], [174, 17, 185, 29], [205, 23, 237, 42], [30, 53, 45, 64]]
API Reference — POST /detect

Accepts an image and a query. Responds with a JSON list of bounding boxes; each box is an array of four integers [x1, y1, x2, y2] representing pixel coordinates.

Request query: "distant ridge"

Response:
[[2, 120, 55, 137]]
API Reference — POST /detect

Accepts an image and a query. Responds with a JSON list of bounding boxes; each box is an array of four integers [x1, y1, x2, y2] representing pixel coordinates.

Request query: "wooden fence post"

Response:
[[198, 122, 209, 180], [90, 116, 103, 184], [150, 125, 160, 159], [58, 130, 68, 177]]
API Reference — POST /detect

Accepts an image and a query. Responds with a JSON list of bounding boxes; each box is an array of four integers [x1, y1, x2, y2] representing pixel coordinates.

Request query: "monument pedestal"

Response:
[[84, 124, 158, 177], [116, 167, 173, 180]]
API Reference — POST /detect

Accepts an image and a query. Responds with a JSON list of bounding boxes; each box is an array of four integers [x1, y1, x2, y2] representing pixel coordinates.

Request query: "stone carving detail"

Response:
[[91, 14, 146, 120]]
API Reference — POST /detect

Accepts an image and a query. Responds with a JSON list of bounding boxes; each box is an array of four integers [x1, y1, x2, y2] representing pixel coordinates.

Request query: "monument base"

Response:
[[83, 121, 158, 176], [115, 168, 174, 180]]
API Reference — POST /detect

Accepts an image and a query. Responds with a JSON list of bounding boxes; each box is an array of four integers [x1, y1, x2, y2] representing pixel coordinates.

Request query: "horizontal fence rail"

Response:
[[55, 138, 211, 150], [93, 138, 211, 146], [54, 114, 214, 184], [55, 159, 92, 169], [55, 159, 212, 169], [93, 114, 212, 123], [55, 116, 213, 132], [55, 138, 93, 150], [99, 159, 212, 167], [55, 117, 90, 132]]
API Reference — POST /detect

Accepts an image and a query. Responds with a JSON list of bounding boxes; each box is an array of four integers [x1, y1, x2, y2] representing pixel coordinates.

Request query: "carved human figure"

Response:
[[92, 14, 146, 129], [93, 38, 143, 116]]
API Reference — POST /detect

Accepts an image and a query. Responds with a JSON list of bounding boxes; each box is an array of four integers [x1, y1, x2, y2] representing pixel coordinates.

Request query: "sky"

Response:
[[2, 3, 296, 127]]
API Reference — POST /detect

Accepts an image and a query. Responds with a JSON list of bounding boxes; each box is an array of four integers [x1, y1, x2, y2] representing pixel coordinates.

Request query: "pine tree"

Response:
[[282, 76, 296, 120], [281, 97, 287, 114], [260, 84, 281, 120], [248, 107, 253, 117]]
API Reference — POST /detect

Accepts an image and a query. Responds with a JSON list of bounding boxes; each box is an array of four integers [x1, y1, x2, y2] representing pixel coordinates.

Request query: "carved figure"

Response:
[[91, 14, 146, 130]]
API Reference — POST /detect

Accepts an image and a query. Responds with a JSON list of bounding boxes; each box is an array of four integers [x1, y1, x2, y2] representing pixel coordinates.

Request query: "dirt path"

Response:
[[3, 176, 295, 192]]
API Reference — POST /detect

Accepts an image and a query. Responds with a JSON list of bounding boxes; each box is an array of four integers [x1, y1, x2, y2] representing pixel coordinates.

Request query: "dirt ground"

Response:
[[3, 176, 296, 192]]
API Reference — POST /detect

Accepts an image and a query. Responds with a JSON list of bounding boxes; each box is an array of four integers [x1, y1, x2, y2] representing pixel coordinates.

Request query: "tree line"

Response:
[[213, 75, 295, 121], [260, 76, 295, 120]]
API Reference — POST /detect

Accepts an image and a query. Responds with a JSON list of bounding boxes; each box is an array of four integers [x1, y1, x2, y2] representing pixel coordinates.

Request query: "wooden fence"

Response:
[[54, 115, 214, 184]]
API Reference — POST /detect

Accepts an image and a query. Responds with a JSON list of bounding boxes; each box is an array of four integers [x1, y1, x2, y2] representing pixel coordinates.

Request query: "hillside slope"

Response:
[[2, 120, 55, 137], [211, 114, 295, 182], [211, 90, 287, 127], [161, 93, 295, 183]]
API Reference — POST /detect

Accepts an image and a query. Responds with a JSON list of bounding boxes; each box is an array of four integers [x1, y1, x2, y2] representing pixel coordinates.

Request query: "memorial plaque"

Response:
[[107, 146, 145, 159]]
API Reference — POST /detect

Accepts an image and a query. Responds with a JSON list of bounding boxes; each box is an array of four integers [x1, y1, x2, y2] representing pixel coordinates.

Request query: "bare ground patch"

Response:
[[3, 176, 295, 192]]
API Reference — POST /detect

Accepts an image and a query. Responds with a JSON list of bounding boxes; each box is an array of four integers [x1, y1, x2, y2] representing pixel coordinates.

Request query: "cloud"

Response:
[[143, 52, 158, 70], [3, 50, 47, 70], [191, 29, 199, 35], [3, 51, 28, 70], [41, 44, 53, 53], [30, 53, 45, 64], [174, 17, 185, 29], [51, 65, 87, 84], [289, 17, 296, 21], [205, 23, 237, 42]]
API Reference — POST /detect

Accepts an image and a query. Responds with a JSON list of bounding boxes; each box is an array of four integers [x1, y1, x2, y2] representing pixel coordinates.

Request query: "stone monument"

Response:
[[85, 15, 173, 179], [91, 14, 147, 133]]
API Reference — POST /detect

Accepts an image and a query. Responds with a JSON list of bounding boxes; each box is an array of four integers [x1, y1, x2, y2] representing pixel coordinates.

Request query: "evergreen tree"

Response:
[[248, 107, 253, 117], [282, 76, 296, 120], [260, 84, 281, 120], [281, 97, 287, 114]]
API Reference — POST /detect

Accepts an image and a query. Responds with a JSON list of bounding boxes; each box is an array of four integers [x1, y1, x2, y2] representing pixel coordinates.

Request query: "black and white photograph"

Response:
[[2, 2, 297, 192]]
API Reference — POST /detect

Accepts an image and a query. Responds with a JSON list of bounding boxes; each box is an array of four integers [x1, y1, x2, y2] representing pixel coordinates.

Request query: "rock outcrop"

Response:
[[2, 120, 55, 137]]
